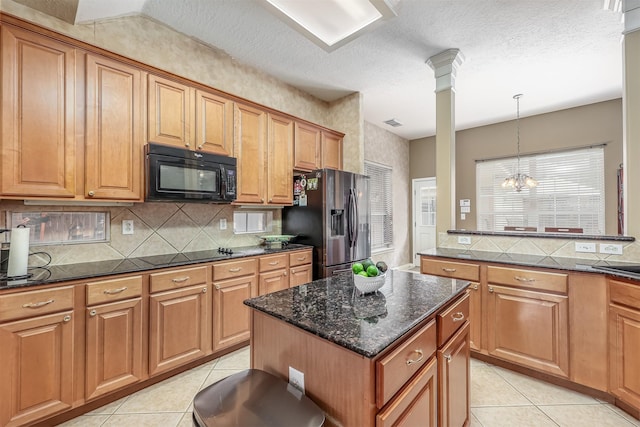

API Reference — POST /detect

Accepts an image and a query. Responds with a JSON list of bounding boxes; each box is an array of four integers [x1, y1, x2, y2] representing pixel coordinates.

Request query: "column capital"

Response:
[[426, 49, 465, 92], [623, 0, 640, 33]]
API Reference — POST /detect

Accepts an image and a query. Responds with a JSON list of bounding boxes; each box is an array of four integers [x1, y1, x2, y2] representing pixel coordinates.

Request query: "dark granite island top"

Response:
[[244, 269, 470, 358]]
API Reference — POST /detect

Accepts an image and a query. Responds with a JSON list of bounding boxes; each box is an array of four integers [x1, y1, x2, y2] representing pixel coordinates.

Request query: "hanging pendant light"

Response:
[[502, 94, 538, 192]]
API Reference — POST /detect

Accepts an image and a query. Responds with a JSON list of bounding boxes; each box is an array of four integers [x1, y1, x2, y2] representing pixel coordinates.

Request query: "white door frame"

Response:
[[412, 177, 437, 266]]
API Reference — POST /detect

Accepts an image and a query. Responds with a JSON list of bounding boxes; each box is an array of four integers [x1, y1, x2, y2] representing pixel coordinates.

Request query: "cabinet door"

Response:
[[86, 298, 143, 400], [85, 54, 143, 200], [234, 103, 267, 204], [609, 303, 640, 410], [376, 357, 437, 427], [148, 284, 211, 376], [321, 130, 343, 170], [195, 89, 233, 155], [468, 283, 482, 351], [486, 284, 569, 377], [259, 269, 289, 295], [148, 74, 193, 148], [213, 274, 257, 351], [267, 113, 294, 205], [294, 121, 321, 171], [438, 322, 470, 427], [289, 264, 312, 287], [0, 311, 74, 427], [1, 26, 76, 198]]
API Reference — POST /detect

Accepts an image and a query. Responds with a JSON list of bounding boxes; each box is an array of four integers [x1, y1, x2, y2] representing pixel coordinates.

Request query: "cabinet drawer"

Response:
[[437, 293, 470, 347], [376, 319, 437, 408], [0, 286, 74, 322], [259, 254, 288, 272], [213, 258, 258, 281], [150, 266, 208, 293], [487, 265, 567, 294], [610, 279, 640, 309], [289, 250, 312, 267], [86, 276, 142, 305], [421, 258, 479, 282]]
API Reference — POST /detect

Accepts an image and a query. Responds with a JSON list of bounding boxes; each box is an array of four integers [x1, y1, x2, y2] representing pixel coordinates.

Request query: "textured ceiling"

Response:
[[73, 0, 624, 140]]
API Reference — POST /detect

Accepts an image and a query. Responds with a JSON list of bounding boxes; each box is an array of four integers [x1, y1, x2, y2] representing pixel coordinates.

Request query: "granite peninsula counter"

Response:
[[245, 270, 471, 427]]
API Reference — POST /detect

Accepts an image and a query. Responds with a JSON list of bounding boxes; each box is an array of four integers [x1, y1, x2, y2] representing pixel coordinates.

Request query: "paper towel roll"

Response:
[[7, 227, 29, 278]]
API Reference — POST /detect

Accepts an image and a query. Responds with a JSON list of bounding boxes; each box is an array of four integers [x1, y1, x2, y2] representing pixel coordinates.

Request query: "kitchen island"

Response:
[[244, 269, 471, 427]]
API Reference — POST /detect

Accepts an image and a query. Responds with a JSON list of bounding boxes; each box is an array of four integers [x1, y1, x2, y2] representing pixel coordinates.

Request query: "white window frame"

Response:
[[233, 210, 273, 234], [365, 161, 393, 251], [476, 146, 605, 234]]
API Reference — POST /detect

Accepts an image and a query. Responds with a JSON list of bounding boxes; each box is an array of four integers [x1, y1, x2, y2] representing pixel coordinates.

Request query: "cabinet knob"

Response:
[[444, 354, 452, 363], [261, 198, 265, 203], [283, 271, 288, 276], [89, 310, 97, 317], [63, 315, 72, 323], [88, 190, 95, 197], [488, 286, 494, 293], [198, 144, 203, 149], [471, 284, 479, 290], [202, 287, 207, 293], [185, 143, 190, 147]]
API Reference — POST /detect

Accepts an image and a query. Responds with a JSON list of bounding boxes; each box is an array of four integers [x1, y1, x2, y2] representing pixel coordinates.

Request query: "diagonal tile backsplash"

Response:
[[0, 201, 282, 266]]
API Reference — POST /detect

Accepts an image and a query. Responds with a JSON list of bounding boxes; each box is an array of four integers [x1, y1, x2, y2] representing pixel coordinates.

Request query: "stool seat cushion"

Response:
[[193, 369, 325, 427]]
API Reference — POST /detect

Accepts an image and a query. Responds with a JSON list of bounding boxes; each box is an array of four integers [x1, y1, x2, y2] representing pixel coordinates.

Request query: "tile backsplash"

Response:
[[0, 201, 281, 266]]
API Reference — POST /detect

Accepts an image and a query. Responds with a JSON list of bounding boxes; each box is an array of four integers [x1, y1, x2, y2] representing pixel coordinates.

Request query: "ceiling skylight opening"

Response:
[[263, 0, 398, 51]]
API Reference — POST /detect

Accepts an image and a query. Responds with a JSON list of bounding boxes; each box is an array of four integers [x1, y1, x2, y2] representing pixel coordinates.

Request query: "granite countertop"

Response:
[[0, 244, 312, 290], [420, 248, 640, 281], [244, 269, 470, 358]]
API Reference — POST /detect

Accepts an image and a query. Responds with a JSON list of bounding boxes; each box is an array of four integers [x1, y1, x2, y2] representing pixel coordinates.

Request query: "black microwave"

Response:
[[146, 143, 237, 203]]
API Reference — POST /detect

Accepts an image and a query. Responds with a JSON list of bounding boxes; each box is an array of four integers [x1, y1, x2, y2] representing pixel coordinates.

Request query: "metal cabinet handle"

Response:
[[406, 349, 424, 365], [202, 287, 207, 293], [198, 144, 203, 149], [172, 276, 190, 283], [22, 299, 54, 308], [89, 309, 97, 317], [297, 256, 307, 261], [442, 268, 457, 272], [269, 199, 273, 203], [514, 276, 535, 283], [488, 286, 494, 293], [451, 312, 465, 322], [291, 269, 295, 274], [471, 284, 479, 290], [185, 143, 190, 147], [229, 268, 241, 272], [444, 354, 452, 362], [88, 190, 95, 197], [283, 271, 288, 276], [103, 286, 127, 295], [260, 198, 264, 203], [215, 284, 221, 290], [63, 315, 72, 323], [268, 261, 279, 265]]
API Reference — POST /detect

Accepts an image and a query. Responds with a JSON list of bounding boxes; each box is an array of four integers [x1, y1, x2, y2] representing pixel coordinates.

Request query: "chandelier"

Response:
[[502, 94, 537, 192]]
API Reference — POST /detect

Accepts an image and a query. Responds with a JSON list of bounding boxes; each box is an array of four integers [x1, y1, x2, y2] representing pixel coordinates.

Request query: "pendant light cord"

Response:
[[514, 93, 523, 174]]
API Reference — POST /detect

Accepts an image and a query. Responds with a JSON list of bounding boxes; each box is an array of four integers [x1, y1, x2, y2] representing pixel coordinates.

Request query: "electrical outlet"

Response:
[[122, 220, 134, 235], [288, 366, 305, 393], [599, 243, 623, 255], [575, 242, 596, 253], [457, 236, 471, 245], [219, 218, 227, 230]]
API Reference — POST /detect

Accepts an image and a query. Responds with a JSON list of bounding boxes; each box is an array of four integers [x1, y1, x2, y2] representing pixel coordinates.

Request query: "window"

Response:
[[365, 161, 393, 250], [476, 146, 605, 234], [233, 211, 273, 234]]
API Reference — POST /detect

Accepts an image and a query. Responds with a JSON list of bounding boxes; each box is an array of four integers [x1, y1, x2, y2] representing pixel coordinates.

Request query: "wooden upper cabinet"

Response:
[[233, 102, 267, 204], [322, 130, 343, 170], [1, 26, 76, 198], [148, 74, 192, 148], [85, 54, 144, 201], [195, 89, 233, 155], [267, 113, 294, 205], [294, 121, 321, 171]]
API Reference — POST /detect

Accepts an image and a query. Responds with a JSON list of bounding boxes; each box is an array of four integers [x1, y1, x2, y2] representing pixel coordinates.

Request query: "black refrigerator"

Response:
[[283, 169, 370, 280]]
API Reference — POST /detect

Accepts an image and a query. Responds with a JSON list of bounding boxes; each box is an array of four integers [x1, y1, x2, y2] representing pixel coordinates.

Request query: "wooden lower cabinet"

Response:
[[0, 310, 75, 427], [85, 298, 144, 400], [376, 357, 437, 427], [486, 284, 569, 378], [467, 283, 481, 351], [290, 263, 312, 287], [438, 322, 470, 427], [213, 275, 257, 351], [259, 269, 288, 295], [148, 284, 211, 376]]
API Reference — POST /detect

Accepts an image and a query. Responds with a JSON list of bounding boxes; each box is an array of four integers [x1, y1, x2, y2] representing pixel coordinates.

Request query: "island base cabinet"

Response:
[[376, 357, 437, 427], [486, 284, 569, 378], [438, 322, 470, 427], [0, 311, 74, 427], [85, 298, 144, 400], [609, 303, 640, 411]]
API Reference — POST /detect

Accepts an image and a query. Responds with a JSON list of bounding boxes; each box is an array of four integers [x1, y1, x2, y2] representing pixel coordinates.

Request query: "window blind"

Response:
[[365, 161, 393, 250], [476, 146, 605, 234]]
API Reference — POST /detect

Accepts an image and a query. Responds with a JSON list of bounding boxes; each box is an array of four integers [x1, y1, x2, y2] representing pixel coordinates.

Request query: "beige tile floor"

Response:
[[57, 346, 640, 427]]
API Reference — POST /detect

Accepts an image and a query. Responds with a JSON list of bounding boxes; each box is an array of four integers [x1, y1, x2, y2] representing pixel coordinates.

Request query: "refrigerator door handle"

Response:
[[352, 189, 359, 247], [348, 188, 358, 249]]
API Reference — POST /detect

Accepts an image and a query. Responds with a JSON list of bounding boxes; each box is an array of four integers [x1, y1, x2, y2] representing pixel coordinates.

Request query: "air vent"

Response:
[[384, 118, 403, 127]]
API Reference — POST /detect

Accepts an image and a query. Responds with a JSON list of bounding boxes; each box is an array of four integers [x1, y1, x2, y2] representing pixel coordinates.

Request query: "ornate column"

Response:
[[426, 49, 464, 244], [623, 0, 640, 236]]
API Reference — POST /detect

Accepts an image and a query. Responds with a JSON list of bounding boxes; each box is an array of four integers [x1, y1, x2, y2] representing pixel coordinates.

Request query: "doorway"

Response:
[[412, 177, 436, 266]]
